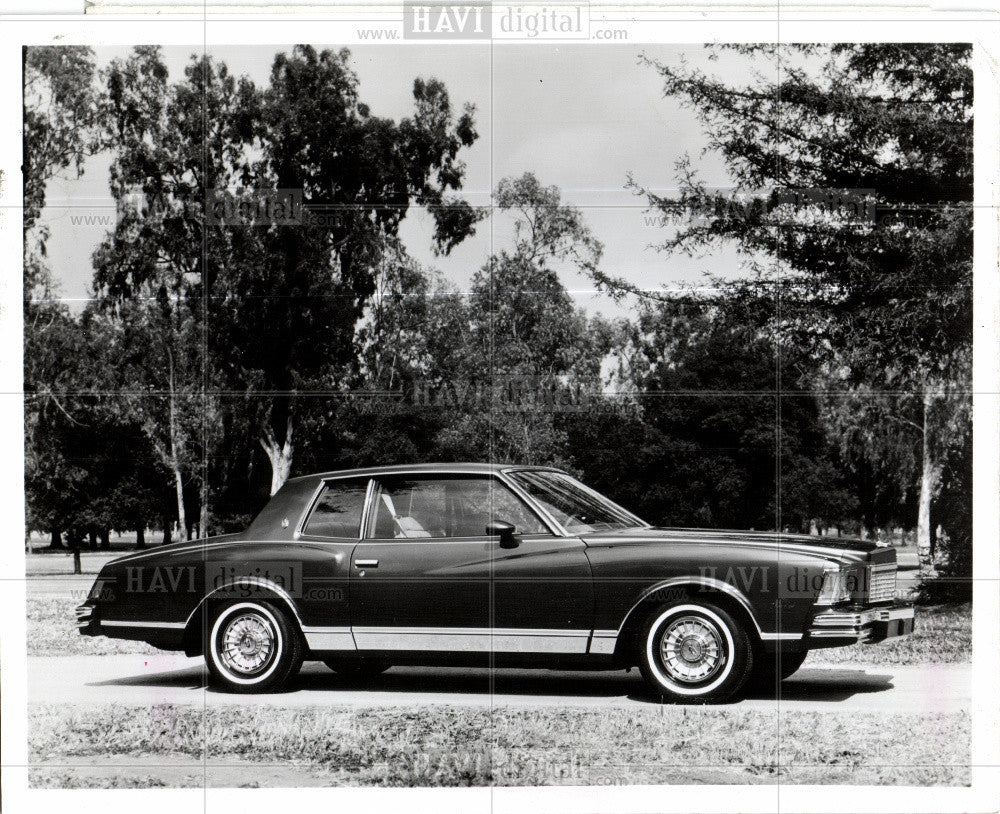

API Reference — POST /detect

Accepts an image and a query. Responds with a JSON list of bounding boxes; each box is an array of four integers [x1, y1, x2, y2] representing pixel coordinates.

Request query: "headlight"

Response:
[[816, 566, 856, 605]]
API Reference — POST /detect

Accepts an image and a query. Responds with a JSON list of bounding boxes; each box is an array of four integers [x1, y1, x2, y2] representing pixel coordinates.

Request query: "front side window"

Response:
[[302, 478, 369, 538], [369, 476, 549, 539], [505, 470, 646, 533]]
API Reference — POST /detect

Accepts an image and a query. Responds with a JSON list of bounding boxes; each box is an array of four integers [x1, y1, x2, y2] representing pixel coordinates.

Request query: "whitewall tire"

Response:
[[205, 600, 302, 693], [637, 602, 753, 703]]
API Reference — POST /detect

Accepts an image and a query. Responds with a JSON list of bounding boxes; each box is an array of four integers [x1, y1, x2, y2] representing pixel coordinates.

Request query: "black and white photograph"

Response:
[[2, 5, 999, 812]]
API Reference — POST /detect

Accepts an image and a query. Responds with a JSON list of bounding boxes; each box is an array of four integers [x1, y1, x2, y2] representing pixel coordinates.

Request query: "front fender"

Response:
[[585, 539, 833, 640]]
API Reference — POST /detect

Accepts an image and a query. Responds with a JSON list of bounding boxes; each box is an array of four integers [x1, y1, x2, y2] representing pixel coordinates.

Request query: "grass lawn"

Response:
[[25, 532, 162, 575], [28, 703, 969, 787], [25, 552, 120, 577]]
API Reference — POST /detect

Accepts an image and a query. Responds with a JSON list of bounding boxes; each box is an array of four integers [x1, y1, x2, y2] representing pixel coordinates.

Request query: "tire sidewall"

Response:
[[207, 600, 298, 692], [639, 602, 751, 702]]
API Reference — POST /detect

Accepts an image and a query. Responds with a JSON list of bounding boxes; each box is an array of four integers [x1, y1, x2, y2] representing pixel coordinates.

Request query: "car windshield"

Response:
[[506, 470, 646, 533]]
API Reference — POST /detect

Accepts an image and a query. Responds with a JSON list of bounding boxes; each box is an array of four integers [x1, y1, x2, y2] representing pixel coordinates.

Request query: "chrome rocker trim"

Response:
[[350, 626, 591, 654], [101, 619, 187, 629], [302, 626, 356, 650]]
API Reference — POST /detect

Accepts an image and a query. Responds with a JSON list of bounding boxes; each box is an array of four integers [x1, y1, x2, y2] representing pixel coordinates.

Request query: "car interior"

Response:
[[371, 477, 543, 539]]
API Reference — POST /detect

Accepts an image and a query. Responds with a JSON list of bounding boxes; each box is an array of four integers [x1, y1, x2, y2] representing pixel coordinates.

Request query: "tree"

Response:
[[218, 45, 481, 494], [618, 45, 971, 561], [86, 298, 207, 539], [599, 299, 856, 530], [346, 175, 614, 470], [23, 46, 104, 548], [23, 46, 103, 272], [428, 174, 610, 465], [357, 234, 441, 393], [24, 311, 88, 549], [24, 306, 166, 553], [93, 47, 259, 533], [475, 174, 603, 375]]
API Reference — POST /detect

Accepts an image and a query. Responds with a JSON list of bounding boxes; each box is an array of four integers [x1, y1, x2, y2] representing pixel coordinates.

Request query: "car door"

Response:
[[349, 473, 593, 653], [293, 476, 369, 649]]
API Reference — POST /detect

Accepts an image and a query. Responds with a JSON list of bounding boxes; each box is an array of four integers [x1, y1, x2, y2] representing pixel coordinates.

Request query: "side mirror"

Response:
[[486, 520, 518, 549]]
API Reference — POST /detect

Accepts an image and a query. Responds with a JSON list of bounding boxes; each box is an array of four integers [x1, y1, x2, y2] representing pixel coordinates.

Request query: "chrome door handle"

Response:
[[355, 559, 379, 568]]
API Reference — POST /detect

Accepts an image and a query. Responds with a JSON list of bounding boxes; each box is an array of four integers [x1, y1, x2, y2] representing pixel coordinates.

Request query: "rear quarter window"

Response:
[[302, 479, 369, 538]]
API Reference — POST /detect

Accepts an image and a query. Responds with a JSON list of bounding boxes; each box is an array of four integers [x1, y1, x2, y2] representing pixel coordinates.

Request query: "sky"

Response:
[[39, 43, 757, 318]]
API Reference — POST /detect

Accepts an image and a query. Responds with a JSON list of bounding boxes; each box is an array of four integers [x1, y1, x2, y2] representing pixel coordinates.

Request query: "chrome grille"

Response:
[[868, 563, 896, 603]]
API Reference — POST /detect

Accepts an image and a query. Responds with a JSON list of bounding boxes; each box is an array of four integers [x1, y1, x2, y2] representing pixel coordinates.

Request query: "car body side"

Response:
[[77, 464, 908, 668]]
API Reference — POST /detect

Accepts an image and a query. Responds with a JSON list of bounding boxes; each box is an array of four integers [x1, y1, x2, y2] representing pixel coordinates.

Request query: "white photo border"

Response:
[[1, 10, 997, 814]]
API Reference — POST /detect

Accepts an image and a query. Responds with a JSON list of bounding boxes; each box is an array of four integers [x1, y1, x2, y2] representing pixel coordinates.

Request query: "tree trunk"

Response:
[[99, 527, 111, 550], [917, 389, 943, 557], [260, 414, 294, 496], [166, 348, 188, 540], [68, 528, 82, 574], [199, 478, 209, 540], [49, 528, 63, 549], [135, 526, 145, 549], [88, 528, 98, 550], [173, 466, 187, 540], [917, 464, 940, 555], [162, 514, 172, 545]]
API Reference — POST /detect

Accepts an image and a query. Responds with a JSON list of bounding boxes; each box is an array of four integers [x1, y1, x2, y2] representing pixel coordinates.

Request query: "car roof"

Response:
[[286, 462, 563, 483]]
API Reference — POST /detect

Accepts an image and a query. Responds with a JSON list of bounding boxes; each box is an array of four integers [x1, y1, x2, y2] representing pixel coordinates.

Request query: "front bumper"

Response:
[[808, 604, 915, 644]]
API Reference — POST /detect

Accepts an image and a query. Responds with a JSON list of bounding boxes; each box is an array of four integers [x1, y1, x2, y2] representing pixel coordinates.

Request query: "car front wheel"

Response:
[[206, 600, 302, 693], [637, 602, 753, 703]]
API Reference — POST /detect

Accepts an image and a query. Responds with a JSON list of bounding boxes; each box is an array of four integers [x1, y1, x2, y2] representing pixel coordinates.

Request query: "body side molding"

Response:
[[100, 619, 187, 629]]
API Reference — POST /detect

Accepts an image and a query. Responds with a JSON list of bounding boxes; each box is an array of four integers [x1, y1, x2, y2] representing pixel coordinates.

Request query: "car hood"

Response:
[[580, 526, 887, 564]]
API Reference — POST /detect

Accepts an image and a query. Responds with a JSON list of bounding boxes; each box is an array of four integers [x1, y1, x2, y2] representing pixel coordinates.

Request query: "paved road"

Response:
[[26, 654, 968, 714]]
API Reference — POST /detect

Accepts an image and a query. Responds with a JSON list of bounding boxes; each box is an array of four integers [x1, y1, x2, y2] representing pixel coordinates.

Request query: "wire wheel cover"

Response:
[[219, 613, 277, 676], [658, 615, 726, 683]]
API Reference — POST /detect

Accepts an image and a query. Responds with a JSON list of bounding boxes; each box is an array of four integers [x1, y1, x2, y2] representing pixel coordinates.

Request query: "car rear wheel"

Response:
[[637, 602, 753, 703], [206, 600, 302, 693]]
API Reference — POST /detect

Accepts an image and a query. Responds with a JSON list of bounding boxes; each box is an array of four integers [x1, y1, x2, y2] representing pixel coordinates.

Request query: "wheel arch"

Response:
[[182, 578, 305, 657], [613, 577, 763, 663]]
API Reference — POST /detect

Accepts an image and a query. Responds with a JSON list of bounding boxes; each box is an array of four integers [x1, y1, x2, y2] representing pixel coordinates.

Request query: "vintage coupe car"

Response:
[[78, 463, 914, 700]]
